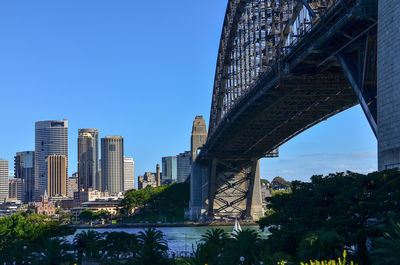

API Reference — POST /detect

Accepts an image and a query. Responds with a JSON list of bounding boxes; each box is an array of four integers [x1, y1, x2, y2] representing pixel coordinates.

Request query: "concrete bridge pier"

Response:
[[189, 159, 264, 221], [378, 0, 400, 170]]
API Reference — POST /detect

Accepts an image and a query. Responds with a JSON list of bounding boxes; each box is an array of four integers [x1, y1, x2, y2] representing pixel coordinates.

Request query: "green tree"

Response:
[[196, 228, 230, 264], [30, 237, 73, 265], [371, 216, 400, 265], [103, 231, 139, 261], [95, 210, 111, 223], [74, 230, 105, 262], [222, 229, 264, 265], [133, 227, 170, 265], [259, 170, 400, 265], [78, 209, 96, 223]]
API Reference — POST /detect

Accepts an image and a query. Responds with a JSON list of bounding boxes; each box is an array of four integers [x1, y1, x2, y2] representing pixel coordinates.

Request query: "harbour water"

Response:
[[67, 225, 270, 256]]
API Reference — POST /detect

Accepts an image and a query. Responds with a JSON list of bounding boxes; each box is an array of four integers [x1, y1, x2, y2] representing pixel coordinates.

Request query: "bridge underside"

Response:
[[190, 0, 378, 221]]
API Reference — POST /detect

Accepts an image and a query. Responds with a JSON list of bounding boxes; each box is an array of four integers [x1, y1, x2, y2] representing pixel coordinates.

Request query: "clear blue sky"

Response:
[[0, 0, 377, 184]]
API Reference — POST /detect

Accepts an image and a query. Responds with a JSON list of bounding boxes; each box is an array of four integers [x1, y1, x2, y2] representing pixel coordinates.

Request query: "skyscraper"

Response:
[[123, 157, 135, 191], [162, 156, 177, 184], [67, 175, 78, 198], [78, 129, 99, 191], [9, 178, 24, 201], [0, 159, 9, 202], [14, 151, 35, 203], [35, 120, 68, 201], [101, 136, 124, 194], [46, 155, 67, 197], [177, 151, 191, 183]]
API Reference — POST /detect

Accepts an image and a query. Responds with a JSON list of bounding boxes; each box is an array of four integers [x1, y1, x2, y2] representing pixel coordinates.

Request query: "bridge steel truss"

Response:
[[190, 0, 378, 221]]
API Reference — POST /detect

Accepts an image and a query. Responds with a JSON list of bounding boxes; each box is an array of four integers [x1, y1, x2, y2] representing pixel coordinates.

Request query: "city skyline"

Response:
[[0, 0, 376, 184]]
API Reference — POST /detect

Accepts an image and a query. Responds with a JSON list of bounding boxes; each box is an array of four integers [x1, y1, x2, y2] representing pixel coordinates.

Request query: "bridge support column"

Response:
[[245, 160, 264, 220], [188, 161, 209, 221], [378, 0, 400, 170], [207, 158, 218, 218]]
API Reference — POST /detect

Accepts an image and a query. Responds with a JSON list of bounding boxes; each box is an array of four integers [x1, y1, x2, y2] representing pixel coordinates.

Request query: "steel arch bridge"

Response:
[[189, 0, 379, 221]]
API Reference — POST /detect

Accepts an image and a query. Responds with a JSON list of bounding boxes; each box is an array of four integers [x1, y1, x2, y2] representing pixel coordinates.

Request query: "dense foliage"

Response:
[[271, 176, 291, 190], [0, 213, 76, 264], [78, 209, 111, 223], [259, 170, 400, 265], [120, 183, 190, 222]]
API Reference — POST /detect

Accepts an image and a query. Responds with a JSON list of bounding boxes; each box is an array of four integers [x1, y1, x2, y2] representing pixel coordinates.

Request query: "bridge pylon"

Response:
[[189, 158, 264, 222]]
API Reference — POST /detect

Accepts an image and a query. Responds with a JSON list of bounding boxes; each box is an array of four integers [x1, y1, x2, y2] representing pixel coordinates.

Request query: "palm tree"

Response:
[[222, 228, 263, 265], [30, 237, 73, 265], [74, 230, 105, 262], [0, 239, 32, 264], [197, 228, 230, 264], [132, 227, 170, 265], [182, 243, 216, 265]]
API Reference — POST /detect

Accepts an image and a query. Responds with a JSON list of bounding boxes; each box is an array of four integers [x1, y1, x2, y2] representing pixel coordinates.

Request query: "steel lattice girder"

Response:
[[199, 0, 377, 164]]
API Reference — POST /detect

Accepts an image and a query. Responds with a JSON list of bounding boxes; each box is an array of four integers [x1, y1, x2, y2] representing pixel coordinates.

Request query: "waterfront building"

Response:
[[74, 189, 110, 203], [46, 155, 67, 197], [67, 175, 78, 198], [101, 136, 124, 194], [34, 120, 68, 201], [78, 129, 99, 191], [71, 198, 122, 220], [162, 156, 177, 184], [124, 157, 135, 191], [14, 151, 35, 203], [0, 159, 9, 202], [138, 172, 158, 189], [28, 191, 56, 215], [8, 178, 24, 201], [177, 151, 191, 183]]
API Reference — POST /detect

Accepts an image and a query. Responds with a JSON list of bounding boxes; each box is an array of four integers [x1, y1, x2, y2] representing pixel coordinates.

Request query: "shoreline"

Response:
[[70, 220, 260, 229]]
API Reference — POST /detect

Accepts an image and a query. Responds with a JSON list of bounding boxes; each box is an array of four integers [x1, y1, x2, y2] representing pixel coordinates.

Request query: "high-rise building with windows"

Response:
[[14, 151, 35, 203], [0, 159, 9, 202], [9, 178, 24, 201], [177, 151, 191, 183], [162, 156, 177, 184], [34, 120, 68, 201], [124, 157, 135, 191], [101, 136, 124, 194], [46, 155, 67, 197], [78, 129, 99, 191], [67, 175, 78, 198]]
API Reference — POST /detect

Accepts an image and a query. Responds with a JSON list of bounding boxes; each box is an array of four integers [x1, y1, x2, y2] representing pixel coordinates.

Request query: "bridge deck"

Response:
[[201, 0, 376, 165]]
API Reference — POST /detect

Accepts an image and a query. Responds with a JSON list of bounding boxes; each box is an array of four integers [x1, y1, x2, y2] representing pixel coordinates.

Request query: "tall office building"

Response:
[[14, 151, 35, 203], [67, 175, 78, 198], [34, 120, 68, 201], [101, 136, 124, 194], [162, 156, 177, 184], [9, 178, 24, 201], [46, 155, 67, 197], [177, 151, 191, 183], [0, 159, 9, 202], [124, 157, 135, 191], [78, 129, 99, 191]]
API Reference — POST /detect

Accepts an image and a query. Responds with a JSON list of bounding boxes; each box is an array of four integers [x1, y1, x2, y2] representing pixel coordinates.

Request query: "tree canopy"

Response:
[[259, 170, 400, 265]]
